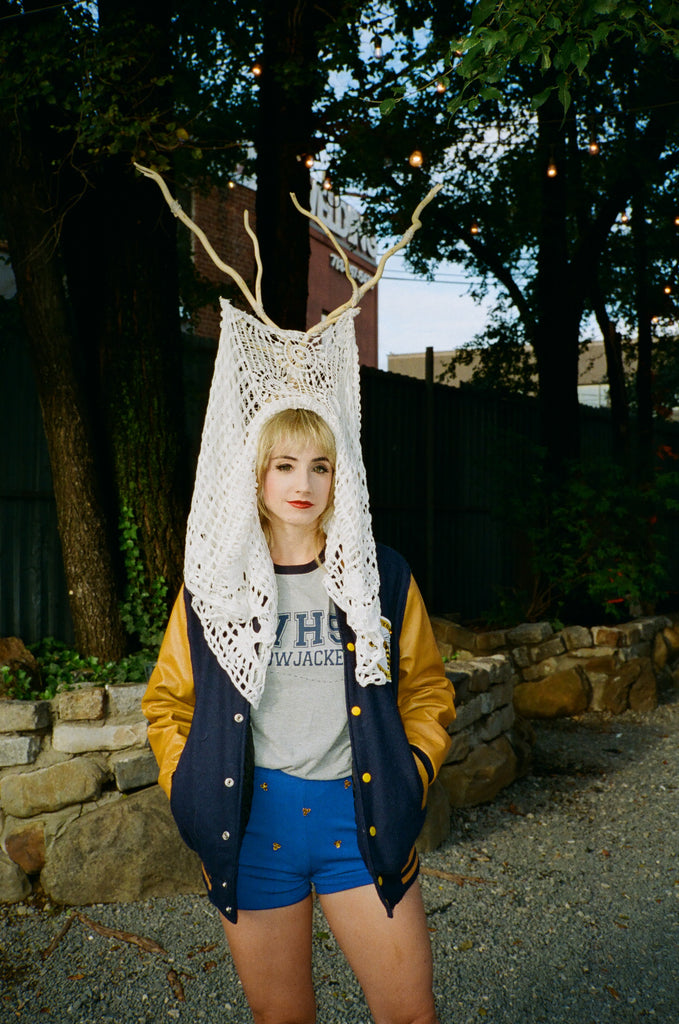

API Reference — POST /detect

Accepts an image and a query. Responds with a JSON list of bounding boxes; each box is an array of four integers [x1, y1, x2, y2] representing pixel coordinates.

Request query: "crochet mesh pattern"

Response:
[[184, 299, 387, 708]]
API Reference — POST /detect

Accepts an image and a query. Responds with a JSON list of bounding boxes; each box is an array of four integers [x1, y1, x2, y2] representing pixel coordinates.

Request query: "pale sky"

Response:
[[376, 257, 491, 370]]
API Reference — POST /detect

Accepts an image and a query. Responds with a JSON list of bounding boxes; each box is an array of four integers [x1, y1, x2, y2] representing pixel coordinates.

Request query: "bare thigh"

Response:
[[220, 896, 315, 1024], [318, 881, 439, 1024]]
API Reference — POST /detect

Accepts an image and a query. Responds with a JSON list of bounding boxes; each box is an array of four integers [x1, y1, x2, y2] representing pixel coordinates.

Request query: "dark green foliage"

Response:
[[438, 308, 538, 398], [118, 503, 169, 651], [0, 638, 155, 701], [488, 449, 679, 626], [334, 1, 679, 470]]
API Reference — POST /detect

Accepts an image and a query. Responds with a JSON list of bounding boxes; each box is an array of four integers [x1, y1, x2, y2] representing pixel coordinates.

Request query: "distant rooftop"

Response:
[[387, 342, 634, 410]]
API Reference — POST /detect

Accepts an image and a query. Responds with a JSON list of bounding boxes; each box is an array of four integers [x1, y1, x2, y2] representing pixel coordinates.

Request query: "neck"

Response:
[[269, 525, 323, 566]]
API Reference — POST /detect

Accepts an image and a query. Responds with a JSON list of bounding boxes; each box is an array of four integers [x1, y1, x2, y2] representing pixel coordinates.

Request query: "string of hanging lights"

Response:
[[243, 57, 678, 249]]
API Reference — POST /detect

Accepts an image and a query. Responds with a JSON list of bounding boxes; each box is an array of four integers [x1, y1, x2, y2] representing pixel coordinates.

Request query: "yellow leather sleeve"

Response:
[[397, 576, 456, 801], [141, 587, 196, 799]]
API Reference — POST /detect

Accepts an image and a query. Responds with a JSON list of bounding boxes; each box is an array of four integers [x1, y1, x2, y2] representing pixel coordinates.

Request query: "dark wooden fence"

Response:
[[1, 328, 73, 642], [361, 364, 679, 619], [3, 332, 679, 644]]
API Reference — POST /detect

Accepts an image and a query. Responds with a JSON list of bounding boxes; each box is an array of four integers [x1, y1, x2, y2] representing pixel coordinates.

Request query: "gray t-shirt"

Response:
[[251, 559, 352, 780]]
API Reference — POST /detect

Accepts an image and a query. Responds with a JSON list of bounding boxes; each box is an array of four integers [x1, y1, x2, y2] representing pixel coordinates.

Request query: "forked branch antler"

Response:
[[134, 163, 276, 327], [134, 162, 442, 336], [290, 184, 443, 336]]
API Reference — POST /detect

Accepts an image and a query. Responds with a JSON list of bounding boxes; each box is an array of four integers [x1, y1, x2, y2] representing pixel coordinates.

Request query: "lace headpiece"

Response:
[[134, 163, 441, 707], [185, 300, 383, 706]]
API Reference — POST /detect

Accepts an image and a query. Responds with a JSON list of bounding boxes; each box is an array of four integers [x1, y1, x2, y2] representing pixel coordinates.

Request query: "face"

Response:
[[261, 440, 334, 535]]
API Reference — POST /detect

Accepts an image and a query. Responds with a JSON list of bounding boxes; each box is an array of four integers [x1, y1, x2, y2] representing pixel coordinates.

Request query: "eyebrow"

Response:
[[272, 455, 331, 463]]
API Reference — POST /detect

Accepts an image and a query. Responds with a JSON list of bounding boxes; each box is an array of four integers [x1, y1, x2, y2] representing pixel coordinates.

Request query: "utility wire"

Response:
[[381, 274, 482, 284]]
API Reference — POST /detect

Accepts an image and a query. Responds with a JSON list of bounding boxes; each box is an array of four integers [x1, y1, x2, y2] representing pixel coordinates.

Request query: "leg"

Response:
[[318, 881, 439, 1024], [220, 896, 316, 1024]]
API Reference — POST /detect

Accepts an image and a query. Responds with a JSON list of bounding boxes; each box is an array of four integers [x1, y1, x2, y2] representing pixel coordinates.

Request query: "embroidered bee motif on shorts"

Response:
[[272, 842, 281, 851], [260, 783, 268, 791], [302, 808, 311, 816], [334, 840, 342, 848], [344, 779, 352, 789]]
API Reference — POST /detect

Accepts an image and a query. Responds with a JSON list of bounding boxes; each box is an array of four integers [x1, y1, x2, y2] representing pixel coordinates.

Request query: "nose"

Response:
[[295, 469, 312, 493]]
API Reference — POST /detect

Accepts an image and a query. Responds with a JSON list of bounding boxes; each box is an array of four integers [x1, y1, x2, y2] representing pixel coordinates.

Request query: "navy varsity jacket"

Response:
[[142, 544, 455, 922]]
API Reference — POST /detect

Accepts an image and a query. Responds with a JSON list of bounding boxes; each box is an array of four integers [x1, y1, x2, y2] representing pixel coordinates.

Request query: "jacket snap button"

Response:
[[224, 777, 235, 787], [351, 706, 361, 716], [222, 831, 230, 841], [234, 713, 244, 723], [222, 881, 228, 888], [362, 772, 372, 783], [225, 906, 232, 913], [369, 826, 377, 836], [347, 642, 355, 652]]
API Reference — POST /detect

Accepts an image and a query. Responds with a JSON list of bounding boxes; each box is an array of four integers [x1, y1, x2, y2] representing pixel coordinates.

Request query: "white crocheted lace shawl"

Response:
[[184, 299, 386, 708]]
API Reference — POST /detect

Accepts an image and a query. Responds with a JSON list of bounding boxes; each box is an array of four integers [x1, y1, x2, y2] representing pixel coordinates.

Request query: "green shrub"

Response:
[[488, 451, 679, 625], [1, 638, 157, 702]]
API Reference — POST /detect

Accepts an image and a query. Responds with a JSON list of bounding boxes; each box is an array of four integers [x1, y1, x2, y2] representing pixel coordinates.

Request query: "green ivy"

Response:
[[119, 502, 168, 651], [0, 638, 158, 703]]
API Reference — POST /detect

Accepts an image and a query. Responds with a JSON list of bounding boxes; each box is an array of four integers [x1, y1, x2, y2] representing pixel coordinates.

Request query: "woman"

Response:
[[142, 406, 455, 1024]]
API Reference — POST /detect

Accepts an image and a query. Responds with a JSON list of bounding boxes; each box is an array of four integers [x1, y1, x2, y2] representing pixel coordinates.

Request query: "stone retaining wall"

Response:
[[0, 654, 527, 905], [5, 612, 677, 906], [432, 614, 679, 718]]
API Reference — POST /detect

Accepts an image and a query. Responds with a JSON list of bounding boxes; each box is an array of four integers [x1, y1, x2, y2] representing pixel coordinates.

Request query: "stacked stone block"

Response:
[[0, 683, 200, 905], [1, 642, 530, 902], [8, 612, 671, 905], [432, 614, 679, 720], [417, 652, 531, 853]]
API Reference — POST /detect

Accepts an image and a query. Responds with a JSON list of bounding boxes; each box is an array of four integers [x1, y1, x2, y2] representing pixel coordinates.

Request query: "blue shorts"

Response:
[[236, 767, 373, 910]]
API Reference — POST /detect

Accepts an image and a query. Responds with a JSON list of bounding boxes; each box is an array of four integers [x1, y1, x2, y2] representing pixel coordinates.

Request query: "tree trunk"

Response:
[[62, 0, 189, 601], [592, 292, 630, 461], [63, 156, 188, 600], [0, 129, 126, 660], [534, 96, 582, 469], [254, 0, 343, 329], [633, 185, 655, 476]]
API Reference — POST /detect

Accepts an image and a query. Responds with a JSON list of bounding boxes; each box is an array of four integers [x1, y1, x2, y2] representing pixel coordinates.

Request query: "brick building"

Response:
[[190, 180, 378, 367]]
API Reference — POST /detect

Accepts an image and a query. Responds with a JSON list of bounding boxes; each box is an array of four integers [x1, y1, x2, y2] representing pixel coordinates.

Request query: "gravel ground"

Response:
[[2, 689, 679, 1024]]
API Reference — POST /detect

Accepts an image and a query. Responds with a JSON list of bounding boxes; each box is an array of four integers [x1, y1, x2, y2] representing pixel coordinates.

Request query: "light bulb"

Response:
[[664, 285, 672, 295], [374, 35, 382, 57], [621, 212, 629, 224], [547, 160, 557, 178], [674, 216, 679, 227], [251, 62, 262, 77], [304, 154, 314, 169], [227, 180, 236, 190], [408, 149, 424, 167], [435, 80, 447, 94], [588, 137, 600, 155], [322, 175, 332, 191], [470, 221, 479, 235]]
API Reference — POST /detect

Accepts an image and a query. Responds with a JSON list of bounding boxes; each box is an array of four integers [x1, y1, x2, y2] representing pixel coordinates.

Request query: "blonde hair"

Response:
[[256, 408, 336, 549]]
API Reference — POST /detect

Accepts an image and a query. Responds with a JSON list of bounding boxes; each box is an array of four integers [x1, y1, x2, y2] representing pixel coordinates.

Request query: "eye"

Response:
[[313, 463, 331, 474], [273, 462, 293, 472]]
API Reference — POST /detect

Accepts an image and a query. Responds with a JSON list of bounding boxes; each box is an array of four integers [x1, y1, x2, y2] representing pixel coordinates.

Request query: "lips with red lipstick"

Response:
[[288, 500, 313, 509]]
